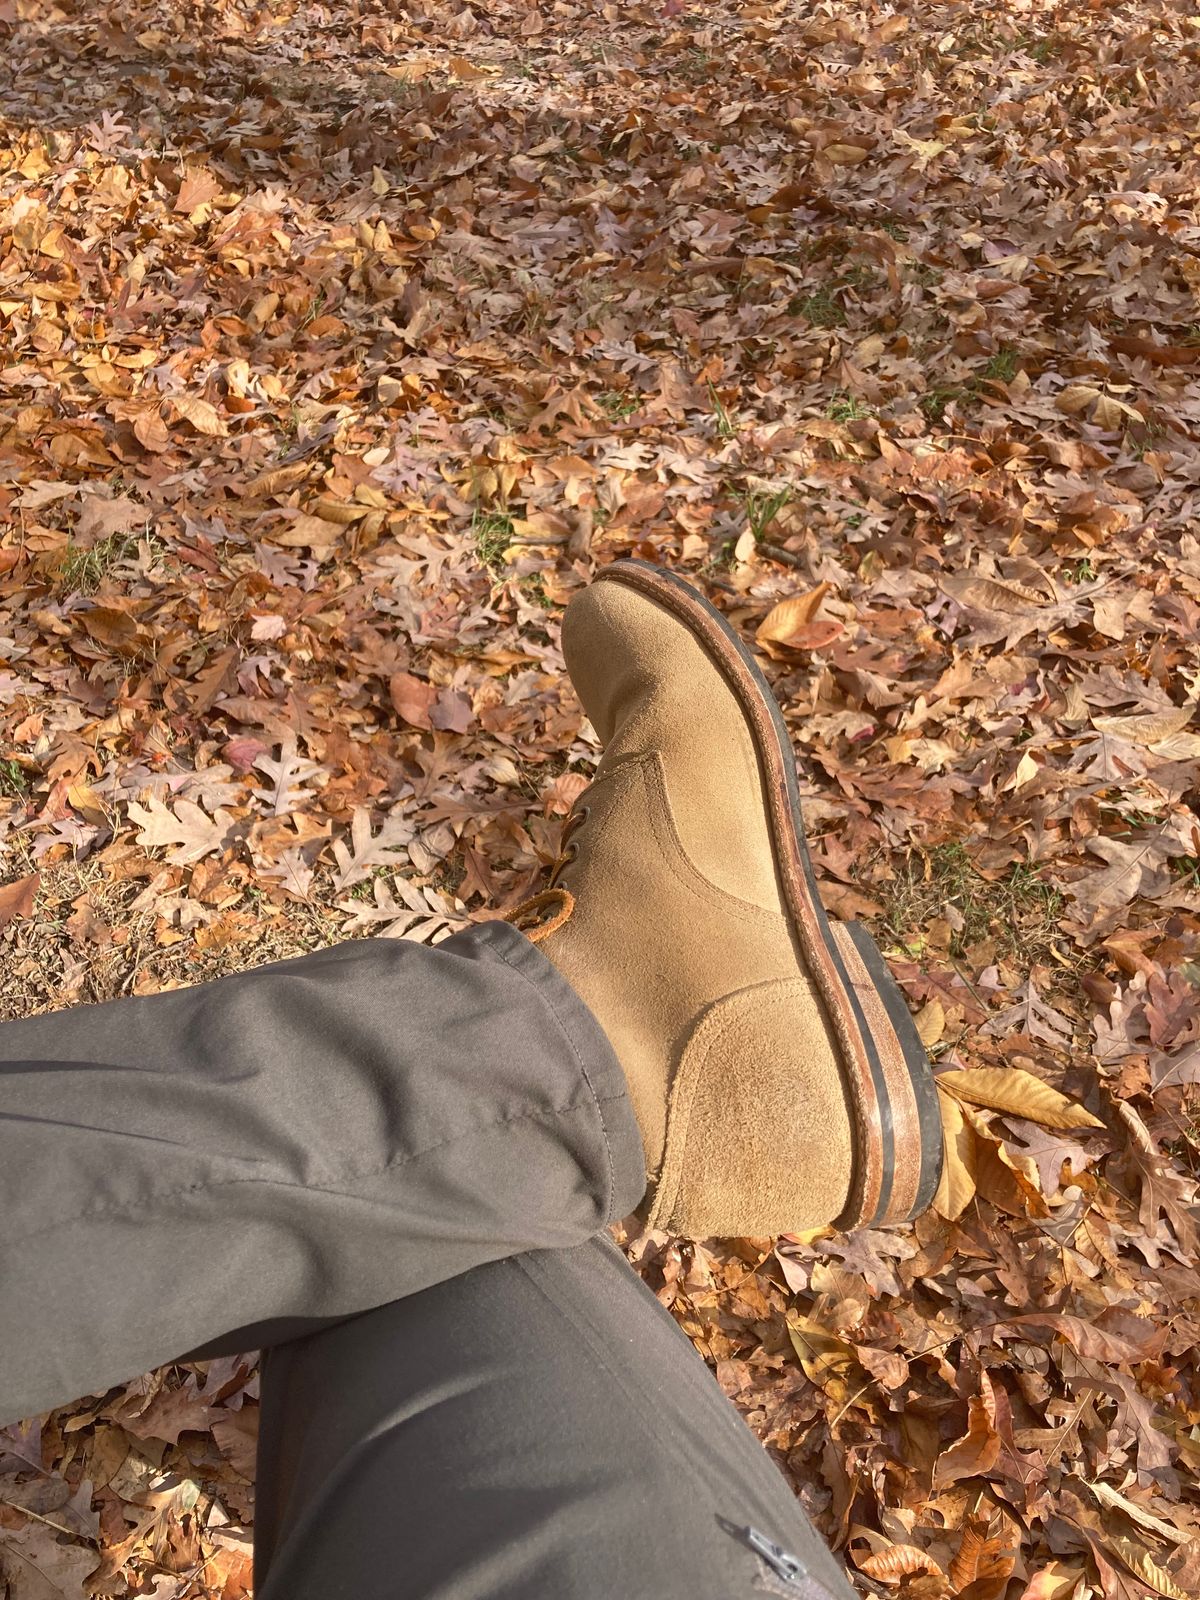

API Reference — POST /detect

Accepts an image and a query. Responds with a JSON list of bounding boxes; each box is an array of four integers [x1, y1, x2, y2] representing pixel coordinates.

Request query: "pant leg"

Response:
[[254, 1233, 855, 1600], [0, 921, 645, 1426]]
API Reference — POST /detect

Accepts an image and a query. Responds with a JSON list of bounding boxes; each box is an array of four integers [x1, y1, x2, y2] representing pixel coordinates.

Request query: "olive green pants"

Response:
[[0, 922, 853, 1599]]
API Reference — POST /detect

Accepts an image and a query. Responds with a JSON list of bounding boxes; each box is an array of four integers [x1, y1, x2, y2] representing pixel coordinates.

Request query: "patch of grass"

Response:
[[708, 382, 737, 439], [742, 486, 791, 541], [57, 533, 138, 595], [789, 288, 846, 329], [348, 866, 393, 901], [872, 842, 1065, 964], [472, 510, 514, 573], [911, 262, 943, 288], [0, 759, 30, 798], [982, 349, 1020, 383], [880, 220, 910, 242], [1172, 856, 1200, 893], [521, 574, 555, 611], [680, 47, 713, 81], [596, 390, 639, 422], [839, 263, 879, 293], [1063, 557, 1096, 584], [920, 383, 964, 423], [826, 392, 871, 423]]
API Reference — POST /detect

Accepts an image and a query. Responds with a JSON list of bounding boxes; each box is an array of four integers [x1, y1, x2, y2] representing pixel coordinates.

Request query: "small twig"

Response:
[[758, 541, 806, 570], [0, 1496, 97, 1545]]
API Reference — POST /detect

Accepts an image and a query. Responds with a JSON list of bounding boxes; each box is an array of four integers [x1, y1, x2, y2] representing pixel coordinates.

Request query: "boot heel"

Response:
[[828, 923, 943, 1224]]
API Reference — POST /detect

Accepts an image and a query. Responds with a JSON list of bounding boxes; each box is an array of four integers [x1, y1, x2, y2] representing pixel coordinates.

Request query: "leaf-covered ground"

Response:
[[2, 0, 1200, 1594]]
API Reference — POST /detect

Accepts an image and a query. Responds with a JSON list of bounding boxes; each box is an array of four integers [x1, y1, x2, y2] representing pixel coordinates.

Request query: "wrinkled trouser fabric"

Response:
[[0, 920, 855, 1599]]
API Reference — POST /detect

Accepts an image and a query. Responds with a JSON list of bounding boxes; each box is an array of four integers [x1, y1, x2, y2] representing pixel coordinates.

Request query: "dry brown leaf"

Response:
[[271, 513, 345, 550], [389, 671, 437, 730], [1108, 1539, 1190, 1600], [169, 394, 229, 436], [933, 1374, 1001, 1488], [859, 1543, 944, 1584], [915, 997, 946, 1047], [0, 872, 39, 931], [931, 1087, 977, 1221], [938, 1068, 1103, 1131], [824, 143, 871, 164], [1093, 705, 1195, 747], [948, 1523, 1015, 1598], [756, 584, 832, 650]]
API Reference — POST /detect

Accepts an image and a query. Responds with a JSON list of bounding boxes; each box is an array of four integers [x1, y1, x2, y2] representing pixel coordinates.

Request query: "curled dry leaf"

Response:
[[931, 1086, 977, 1221], [755, 583, 832, 651], [858, 1542, 945, 1584], [1108, 1538, 1190, 1600], [948, 1522, 1016, 1599], [168, 394, 229, 436], [933, 1373, 1001, 1489]]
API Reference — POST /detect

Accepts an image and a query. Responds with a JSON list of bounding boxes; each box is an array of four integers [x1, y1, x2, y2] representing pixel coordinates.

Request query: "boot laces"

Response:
[[502, 803, 589, 942], [549, 803, 590, 887]]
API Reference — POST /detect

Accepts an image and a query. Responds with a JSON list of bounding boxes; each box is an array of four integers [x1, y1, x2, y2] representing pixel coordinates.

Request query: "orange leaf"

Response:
[[933, 1374, 1001, 1488], [949, 1522, 1016, 1598], [169, 394, 229, 437], [756, 584, 832, 651], [0, 873, 39, 931], [859, 1543, 944, 1584]]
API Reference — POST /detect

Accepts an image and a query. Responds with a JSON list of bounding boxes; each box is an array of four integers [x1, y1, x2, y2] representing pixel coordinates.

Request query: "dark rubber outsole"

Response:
[[596, 558, 943, 1228]]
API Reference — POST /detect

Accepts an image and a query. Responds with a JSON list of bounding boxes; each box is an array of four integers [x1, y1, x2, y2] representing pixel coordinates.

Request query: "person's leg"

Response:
[[254, 1234, 856, 1600], [0, 920, 644, 1427]]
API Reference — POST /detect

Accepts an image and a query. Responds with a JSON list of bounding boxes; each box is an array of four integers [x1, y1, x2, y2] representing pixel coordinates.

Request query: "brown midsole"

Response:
[[830, 925, 924, 1223]]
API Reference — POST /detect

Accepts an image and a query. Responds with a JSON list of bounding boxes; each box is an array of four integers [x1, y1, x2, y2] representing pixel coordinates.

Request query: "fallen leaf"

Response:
[[938, 1068, 1103, 1131], [168, 395, 229, 437], [0, 873, 39, 931], [931, 1087, 977, 1221], [756, 584, 832, 650], [933, 1374, 1001, 1487], [389, 671, 437, 730]]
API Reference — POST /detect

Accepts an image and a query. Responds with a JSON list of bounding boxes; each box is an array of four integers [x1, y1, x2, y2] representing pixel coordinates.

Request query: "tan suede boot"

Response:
[[511, 560, 942, 1237]]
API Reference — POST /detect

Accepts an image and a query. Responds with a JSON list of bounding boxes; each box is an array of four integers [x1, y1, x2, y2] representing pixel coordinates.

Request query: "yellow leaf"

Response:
[[938, 1068, 1104, 1131], [756, 584, 831, 648], [786, 1317, 857, 1388], [133, 409, 170, 453], [1056, 384, 1101, 415], [824, 142, 871, 164], [447, 54, 498, 80], [243, 463, 310, 499], [931, 1088, 977, 1221], [915, 997, 945, 1048], [247, 292, 280, 330], [1109, 1539, 1190, 1600], [270, 514, 345, 550], [312, 498, 368, 525], [170, 395, 229, 437]]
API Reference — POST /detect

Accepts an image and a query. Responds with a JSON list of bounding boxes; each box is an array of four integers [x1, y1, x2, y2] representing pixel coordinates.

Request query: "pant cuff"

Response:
[[453, 919, 648, 1221]]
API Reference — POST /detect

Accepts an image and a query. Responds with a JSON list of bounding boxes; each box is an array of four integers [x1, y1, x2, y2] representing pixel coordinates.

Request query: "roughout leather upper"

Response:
[[542, 578, 855, 1234]]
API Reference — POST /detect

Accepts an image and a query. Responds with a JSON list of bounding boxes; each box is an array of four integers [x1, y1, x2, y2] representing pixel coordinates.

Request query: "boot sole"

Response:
[[595, 559, 942, 1229]]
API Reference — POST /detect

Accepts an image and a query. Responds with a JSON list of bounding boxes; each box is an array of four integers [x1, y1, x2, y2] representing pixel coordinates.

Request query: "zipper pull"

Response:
[[744, 1526, 804, 1584]]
